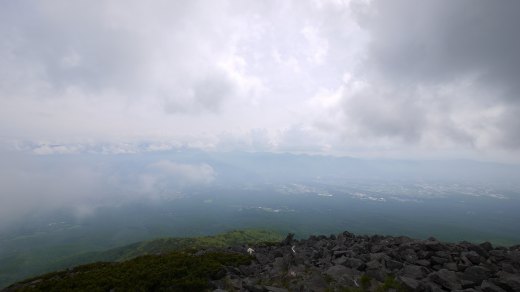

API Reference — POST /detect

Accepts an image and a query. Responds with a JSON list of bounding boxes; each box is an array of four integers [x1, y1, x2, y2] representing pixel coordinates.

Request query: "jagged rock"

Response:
[[281, 233, 294, 246], [444, 262, 458, 271], [400, 248, 419, 263], [398, 276, 420, 290], [429, 269, 462, 290], [495, 271, 520, 291], [468, 244, 490, 258], [242, 278, 264, 292], [422, 280, 445, 292], [365, 259, 382, 270], [264, 285, 289, 292], [228, 277, 243, 290], [303, 271, 328, 291], [400, 264, 429, 279], [463, 251, 482, 265], [333, 256, 347, 265], [325, 265, 357, 286], [480, 242, 494, 252], [425, 240, 445, 251], [225, 266, 242, 275], [385, 259, 403, 270], [458, 255, 474, 271], [435, 250, 451, 258], [490, 249, 507, 261], [271, 257, 286, 276], [371, 244, 384, 253], [481, 280, 507, 292], [344, 257, 365, 270], [255, 253, 270, 265], [499, 262, 517, 273], [415, 259, 431, 266], [366, 268, 387, 282], [431, 256, 449, 265], [509, 250, 520, 267], [461, 279, 478, 289], [462, 265, 490, 285]]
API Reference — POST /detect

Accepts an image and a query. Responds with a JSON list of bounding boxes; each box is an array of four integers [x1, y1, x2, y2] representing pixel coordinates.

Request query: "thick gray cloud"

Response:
[[360, 0, 520, 94], [330, 0, 520, 152], [0, 0, 519, 160]]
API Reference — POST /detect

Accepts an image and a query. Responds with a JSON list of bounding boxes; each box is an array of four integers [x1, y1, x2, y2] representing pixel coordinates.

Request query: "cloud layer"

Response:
[[1, 0, 519, 161]]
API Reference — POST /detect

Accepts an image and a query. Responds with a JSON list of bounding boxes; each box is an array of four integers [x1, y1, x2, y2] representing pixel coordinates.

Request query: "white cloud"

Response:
[[148, 160, 216, 185], [0, 0, 519, 161]]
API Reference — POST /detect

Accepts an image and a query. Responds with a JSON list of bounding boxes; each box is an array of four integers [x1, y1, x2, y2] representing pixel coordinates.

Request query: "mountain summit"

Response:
[[5, 230, 520, 291]]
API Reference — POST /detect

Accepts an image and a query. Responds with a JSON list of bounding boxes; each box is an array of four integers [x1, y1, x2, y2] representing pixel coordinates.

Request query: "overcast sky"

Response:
[[1, 0, 520, 162]]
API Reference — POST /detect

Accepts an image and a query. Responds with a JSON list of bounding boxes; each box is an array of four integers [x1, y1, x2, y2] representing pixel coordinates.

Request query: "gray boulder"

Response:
[[400, 264, 429, 279], [385, 259, 404, 270], [462, 265, 490, 285], [481, 280, 507, 292], [496, 271, 520, 291], [429, 269, 462, 290], [264, 285, 289, 292], [398, 276, 420, 290]]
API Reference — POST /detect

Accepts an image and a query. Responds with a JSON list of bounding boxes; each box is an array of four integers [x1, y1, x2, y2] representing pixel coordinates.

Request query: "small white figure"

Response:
[[247, 247, 255, 255], [291, 245, 296, 254]]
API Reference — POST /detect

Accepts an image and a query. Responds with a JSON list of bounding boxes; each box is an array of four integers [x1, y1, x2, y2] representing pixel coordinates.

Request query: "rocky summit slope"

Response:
[[210, 232, 520, 291], [5, 231, 520, 291]]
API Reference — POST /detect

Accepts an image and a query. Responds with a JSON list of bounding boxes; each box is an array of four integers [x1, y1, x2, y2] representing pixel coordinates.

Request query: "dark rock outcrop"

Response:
[[208, 231, 520, 291]]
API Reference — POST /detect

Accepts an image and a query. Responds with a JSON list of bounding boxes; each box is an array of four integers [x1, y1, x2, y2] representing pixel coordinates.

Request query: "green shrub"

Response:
[[13, 251, 251, 291]]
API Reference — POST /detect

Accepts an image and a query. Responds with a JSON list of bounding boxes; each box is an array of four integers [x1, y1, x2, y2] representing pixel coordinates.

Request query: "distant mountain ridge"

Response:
[[5, 230, 520, 291]]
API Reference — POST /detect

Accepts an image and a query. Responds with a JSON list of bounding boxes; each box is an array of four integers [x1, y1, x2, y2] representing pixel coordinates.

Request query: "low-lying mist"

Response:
[[1, 149, 519, 231]]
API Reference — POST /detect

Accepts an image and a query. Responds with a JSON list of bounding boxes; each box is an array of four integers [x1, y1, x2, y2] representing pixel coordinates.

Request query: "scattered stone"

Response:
[[496, 271, 520, 291], [481, 280, 507, 292], [398, 276, 420, 290], [463, 251, 482, 265], [431, 256, 449, 265], [264, 285, 289, 292], [385, 259, 403, 270], [444, 262, 458, 271], [429, 269, 462, 290], [325, 265, 350, 281], [344, 257, 365, 270], [480, 241, 493, 252], [400, 264, 428, 279], [303, 272, 328, 291], [462, 265, 490, 285], [281, 233, 294, 246], [415, 259, 431, 266], [365, 259, 381, 270]]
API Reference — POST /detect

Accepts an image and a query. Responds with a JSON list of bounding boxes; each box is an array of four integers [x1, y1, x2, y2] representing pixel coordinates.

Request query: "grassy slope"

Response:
[[58, 229, 282, 263], [1, 230, 283, 290], [8, 251, 252, 291]]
